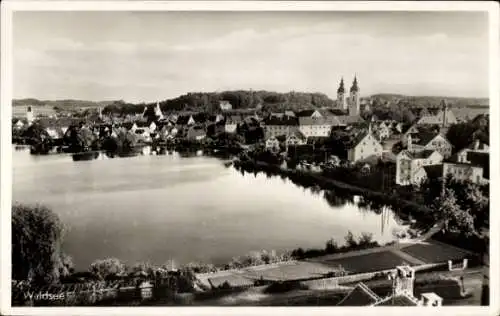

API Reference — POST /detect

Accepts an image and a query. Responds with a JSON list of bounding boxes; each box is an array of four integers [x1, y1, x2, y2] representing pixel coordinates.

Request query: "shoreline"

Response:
[[234, 158, 435, 226]]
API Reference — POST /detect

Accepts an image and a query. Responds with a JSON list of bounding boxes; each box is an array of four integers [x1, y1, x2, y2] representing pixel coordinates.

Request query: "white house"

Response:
[[407, 132, 452, 159], [346, 126, 383, 162], [14, 120, 25, 129], [225, 115, 242, 134], [443, 162, 486, 184], [219, 100, 233, 111], [286, 130, 307, 147], [298, 116, 339, 138], [395, 149, 443, 186], [265, 135, 282, 152]]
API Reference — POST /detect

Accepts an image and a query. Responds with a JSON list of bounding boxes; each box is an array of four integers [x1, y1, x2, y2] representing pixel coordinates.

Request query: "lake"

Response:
[[12, 146, 405, 270]]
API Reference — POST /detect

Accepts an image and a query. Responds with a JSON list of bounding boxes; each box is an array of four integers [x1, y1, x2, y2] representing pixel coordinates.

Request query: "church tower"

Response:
[[26, 106, 34, 125], [336, 77, 347, 110], [155, 101, 164, 120], [348, 76, 360, 116]]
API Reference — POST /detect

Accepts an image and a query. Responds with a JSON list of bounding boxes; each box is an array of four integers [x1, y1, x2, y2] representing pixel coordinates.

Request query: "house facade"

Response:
[[225, 115, 242, 134], [408, 132, 452, 159], [395, 150, 443, 186], [263, 117, 299, 138], [286, 130, 307, 147], [219, 100, 233, 111], [443, 162, 486, 184], [265, 135, 282, 152], [347, 128, 383, 162], [298, 117, 338, 138]]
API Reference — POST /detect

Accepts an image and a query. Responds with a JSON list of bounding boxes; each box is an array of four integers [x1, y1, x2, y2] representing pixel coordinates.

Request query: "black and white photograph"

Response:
[[1, 1, 498, 315]]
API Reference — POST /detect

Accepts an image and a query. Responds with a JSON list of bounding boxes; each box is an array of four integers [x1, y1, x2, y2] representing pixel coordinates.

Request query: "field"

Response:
[[400, 241, 471, 264], [315, 250, 414, 274], [200, 261, 342, 290], [240, 261, 340, 282]]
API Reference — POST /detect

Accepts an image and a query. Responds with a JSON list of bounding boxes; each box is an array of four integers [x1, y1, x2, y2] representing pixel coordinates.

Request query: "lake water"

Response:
[[12, 146, 405, 270]]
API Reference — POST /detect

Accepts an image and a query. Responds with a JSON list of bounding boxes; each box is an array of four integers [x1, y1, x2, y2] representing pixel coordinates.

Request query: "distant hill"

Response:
[[12, 91, 489, 116], [12, 99, 116, 109], [368, 94, 489, 108]]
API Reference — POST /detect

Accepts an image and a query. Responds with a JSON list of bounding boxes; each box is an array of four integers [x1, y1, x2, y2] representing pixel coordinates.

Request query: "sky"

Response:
[[13, 11, 489, 103]]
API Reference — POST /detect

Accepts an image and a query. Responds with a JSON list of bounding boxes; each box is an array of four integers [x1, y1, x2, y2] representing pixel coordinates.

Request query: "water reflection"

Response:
[[13, 145, 406, 269]]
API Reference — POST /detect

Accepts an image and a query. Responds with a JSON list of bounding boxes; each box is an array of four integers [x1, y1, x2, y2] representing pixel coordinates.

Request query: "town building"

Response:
[[335, 76, 360, 116], [443, 162, 487, 184], [26, 106, 34, 125], [298, 116, 339, 138], [154, 102, 164, 120], [374, 121, 392, 140], [187, 126, 206, 141], [265, 135, 284, 153], [225, 115, 242, 133], [395, 149, 443, 186], [346, 125, 383, 162], [407, 131, 452, 159], [263, 117, 299, 139], [348, 76, 360, 116], [337, 266, 443, 306], [219, 100, 233, 111], [416, 101, 457, 126], [285, 129, 307, 147], [336, 77, 347, 110], [456, 139, 489, 163]]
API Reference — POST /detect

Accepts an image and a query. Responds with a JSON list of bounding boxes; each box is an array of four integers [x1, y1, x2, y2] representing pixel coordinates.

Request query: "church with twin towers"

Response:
[[335, 76, 360, 116]]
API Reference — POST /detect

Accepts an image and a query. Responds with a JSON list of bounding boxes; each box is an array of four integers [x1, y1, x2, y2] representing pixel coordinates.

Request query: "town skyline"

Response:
[[13, 11, 489, 103]]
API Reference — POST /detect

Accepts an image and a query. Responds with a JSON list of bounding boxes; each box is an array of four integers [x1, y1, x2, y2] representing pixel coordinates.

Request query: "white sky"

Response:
[[13, 11, 489, 102]]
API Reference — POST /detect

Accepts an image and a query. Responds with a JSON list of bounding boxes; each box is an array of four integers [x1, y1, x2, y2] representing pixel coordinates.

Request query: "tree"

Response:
[[89, 258, 126, 280], [358, 232, 375, 247], [344, 231, 358, 248], [438, 189, 476, 237], [12, 204, 69, 284], [325, 238, 339, 253]]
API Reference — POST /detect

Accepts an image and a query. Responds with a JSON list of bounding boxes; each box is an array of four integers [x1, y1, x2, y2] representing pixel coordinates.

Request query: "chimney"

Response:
[[474, 139, 480, 150], [407, 134, 413, 152]]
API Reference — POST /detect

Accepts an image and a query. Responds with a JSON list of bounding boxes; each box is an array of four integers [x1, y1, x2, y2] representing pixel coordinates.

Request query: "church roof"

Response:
[[350, 76, 359, 93], [337, 78, 345, 93]]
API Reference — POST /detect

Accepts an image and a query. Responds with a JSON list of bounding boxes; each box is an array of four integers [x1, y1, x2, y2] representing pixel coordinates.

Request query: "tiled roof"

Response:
[[298, 116, 340, 126], [296, 109, 317, 117], [226, 115, 243, 124], [411, 131, 440, 146], [417, 115, 441, 125], [176, 115, 193, 125], [289, 129, 307, 141], [336, 115, 365, 125], [337, 283, 380, 306], [405, 149, 437, 159], [346, 130, 370, 149], [264, 117, 299, 126]]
